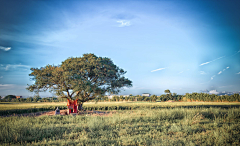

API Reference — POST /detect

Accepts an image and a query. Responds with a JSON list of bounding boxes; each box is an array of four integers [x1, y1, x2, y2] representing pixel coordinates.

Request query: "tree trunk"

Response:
[[78, 102, 83, 111]]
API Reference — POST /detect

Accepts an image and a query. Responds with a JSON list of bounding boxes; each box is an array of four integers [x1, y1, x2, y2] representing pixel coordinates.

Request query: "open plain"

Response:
[[0, 102, 240, 145]]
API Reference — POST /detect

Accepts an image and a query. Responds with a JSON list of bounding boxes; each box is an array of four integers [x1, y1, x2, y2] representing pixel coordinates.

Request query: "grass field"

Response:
[[0, 102, 66, 111], [0, 107, 240, 145], [0, 102, 240, 145], [1, 101, 240, 111]]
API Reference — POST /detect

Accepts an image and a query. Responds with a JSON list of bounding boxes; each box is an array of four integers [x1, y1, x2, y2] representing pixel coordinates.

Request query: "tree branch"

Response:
[[70, 91, 75, 97], [66, 89, 73, 100]]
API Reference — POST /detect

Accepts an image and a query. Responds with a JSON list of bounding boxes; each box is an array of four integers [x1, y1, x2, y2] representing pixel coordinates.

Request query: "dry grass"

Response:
[[1, 101, 239, 111], [0, 107, 239, 145]]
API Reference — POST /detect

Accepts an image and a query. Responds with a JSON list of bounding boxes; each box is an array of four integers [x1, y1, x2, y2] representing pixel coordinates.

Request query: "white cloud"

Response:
[[0, 46, 11, 51], [178, 71, 183, 74], [0, 76, 3, 78], [200, 71, 206, 74], [116, 20, 131, 27], [220, 66, 229, 73], [237, 72, 240, 74], [199, 56, 225, 66], [151, 68, 165, 72], [0, 64, 30, 71], [200, 62, 210, 66], [211, 66, 230, 81], [209, 90, 219, 94], [211, 75, 215, 80], [229, 49, 240, 57]]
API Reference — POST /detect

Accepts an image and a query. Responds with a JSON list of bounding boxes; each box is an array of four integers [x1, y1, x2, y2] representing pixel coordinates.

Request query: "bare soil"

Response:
[[8, 110, 116, 117]]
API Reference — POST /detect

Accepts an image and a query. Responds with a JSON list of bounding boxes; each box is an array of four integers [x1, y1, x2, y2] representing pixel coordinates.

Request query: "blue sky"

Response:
[[0, 0, 240, 97]]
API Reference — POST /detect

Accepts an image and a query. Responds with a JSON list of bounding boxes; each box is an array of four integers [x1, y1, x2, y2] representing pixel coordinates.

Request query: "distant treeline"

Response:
[[184, 93, 240, 102], [0, 95, 67, 103], [0, 93, 240, 102], [109, 94, 180, 102], [110, 93, 240, 102]]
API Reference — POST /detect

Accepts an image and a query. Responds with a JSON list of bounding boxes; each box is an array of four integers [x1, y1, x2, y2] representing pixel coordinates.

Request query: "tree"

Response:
[[129, 96, 135, 101], [164, 89, 171, 94], [26, 97, 33, 102], [125, 96, 129, 101], [164, 89, 172, 101], [150, 95, 157, 102], [172, 93, 177, 101], [119, 95, 124, 101], [33, 95, 41, 102], [103, 96, 109, 101], [27, 53, 132, 110], [159, 94, 168, 101], [4, 95, 16, 102]]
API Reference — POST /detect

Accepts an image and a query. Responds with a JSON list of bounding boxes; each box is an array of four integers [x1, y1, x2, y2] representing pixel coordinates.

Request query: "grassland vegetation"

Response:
[[1, 102, 240, 116], [1, 93, 239, 103], [0, 107, 239, 145]]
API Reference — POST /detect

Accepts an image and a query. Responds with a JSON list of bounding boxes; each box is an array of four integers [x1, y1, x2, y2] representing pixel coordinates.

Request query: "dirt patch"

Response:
[[6, 110, 116, 117], [35, 109, 68, 116], [80, 110, 116, 117], [38, 110, 116, 117]]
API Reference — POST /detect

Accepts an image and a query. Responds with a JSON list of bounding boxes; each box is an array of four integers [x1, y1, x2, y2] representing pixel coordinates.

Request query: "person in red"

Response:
[[67, 99, 78, 114]]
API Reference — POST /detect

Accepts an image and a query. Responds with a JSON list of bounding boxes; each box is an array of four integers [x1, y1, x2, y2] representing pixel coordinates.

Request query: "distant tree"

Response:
[[4, 95, 16, 102], [93, 95, 102, 102], [119, 95, 124, 101], [33, 95, 41, 102], [143, 96, 150, 101], [137, 96, 144, 101], [41, 98, 50, 102], [150, 95, 157, 102], [125, 96, 129, 101], [116, 96, 120, 101], [58, 97, 67, 102], [4, 95, 16, 99], [129, 96, 135, 101], [26, 53, 132, 110], [19, 98, 25, 102], [26, 97, 33, 102], [52, 97, 59, 102], [172, 93, 177, 97], [172, 93, 177, 100], [103, 96, 108, 101], [159, 94, 169, 101], [176, 95, 183, 101], [164, 89, 171, 94], [164, 89, 172, 101], [112, 95, 120, 101], [11, 98, 18, 102]]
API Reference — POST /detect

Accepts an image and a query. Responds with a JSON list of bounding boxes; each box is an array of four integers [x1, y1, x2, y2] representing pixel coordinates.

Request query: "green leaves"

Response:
[[27, 53, 132, 102]]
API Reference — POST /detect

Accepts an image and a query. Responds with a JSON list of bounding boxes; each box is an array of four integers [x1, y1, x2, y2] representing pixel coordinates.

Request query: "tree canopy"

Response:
[[26, 53, 132, 103], [4, 95, 16, 100], [164, 89, 171, 94]]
